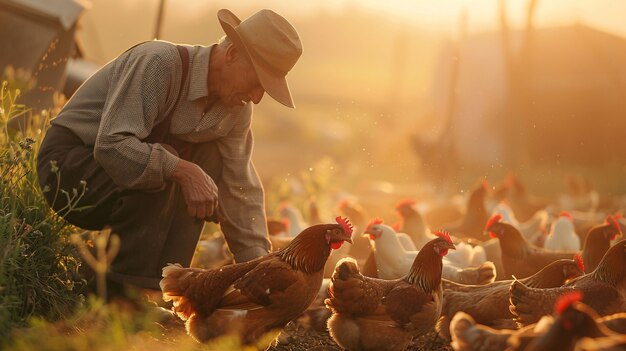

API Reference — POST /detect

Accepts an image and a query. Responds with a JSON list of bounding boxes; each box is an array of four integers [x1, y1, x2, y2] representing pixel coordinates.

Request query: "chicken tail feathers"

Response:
[[508, 279, 556, 326], [447, 261, 496, 285], [326, 257, 367, 315], [160, 263, 196, 320], [475, 261, 496, 285], [450, 312, 511, 351]]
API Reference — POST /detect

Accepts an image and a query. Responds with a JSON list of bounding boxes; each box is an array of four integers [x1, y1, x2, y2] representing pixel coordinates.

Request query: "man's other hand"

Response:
[[170, 159, 219, 220]]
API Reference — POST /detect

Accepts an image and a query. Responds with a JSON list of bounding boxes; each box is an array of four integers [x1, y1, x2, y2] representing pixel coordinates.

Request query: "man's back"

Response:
[[53, 41, 180, 146]]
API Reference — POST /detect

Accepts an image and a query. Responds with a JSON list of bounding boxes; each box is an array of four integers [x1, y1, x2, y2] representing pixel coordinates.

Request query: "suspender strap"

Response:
[[142, 45, 194, 160]]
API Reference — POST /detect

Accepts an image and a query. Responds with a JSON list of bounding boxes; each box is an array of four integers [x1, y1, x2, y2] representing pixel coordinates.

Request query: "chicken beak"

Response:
[[344, 237, 353, 244], [448, 243, 457, 250], [363, 232, 378, 240]]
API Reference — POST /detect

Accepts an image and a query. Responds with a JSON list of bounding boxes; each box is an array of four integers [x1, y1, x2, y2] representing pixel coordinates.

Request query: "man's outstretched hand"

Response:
[[170, 159, 219, 220]]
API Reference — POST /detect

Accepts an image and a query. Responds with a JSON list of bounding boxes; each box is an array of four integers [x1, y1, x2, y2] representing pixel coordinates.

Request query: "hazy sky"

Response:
[[166, 0, 626, 36], [328, 0, 626, 36], [80, 0, 626, 63]]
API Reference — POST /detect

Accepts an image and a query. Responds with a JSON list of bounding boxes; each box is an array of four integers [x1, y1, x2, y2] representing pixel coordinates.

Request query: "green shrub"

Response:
[[0, 80, 83, 344]]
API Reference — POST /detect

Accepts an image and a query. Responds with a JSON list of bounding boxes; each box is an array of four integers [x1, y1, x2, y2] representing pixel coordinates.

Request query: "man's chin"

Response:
[[224, 99, 245, 108]]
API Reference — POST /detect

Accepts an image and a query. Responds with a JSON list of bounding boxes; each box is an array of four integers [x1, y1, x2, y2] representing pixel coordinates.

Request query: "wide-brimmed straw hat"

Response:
[[218, 9, 302, 108]]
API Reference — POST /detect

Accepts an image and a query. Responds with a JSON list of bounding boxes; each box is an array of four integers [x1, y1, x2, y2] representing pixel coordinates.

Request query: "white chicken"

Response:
[[366, 218, 416, 251], [544, 211, 580, 251], [364, 222, 495, 285], [446, 241, 487, 269], [276, 201, 307, 237]]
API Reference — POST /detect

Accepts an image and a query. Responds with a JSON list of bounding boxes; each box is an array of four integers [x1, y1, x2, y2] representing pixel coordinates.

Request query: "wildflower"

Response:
[[49, 160, 58, 173]]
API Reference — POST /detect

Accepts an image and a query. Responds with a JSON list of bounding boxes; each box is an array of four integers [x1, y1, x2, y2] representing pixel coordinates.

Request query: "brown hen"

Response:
[[452, 291, 617, 351], [581, 216, 623, 273], [325, 233, 455, 351], [159, 217, 353, 344], [510, 240, 626, 326], [439, 256, 584, 340], [442, 181, 490, 240], [485, 214, 577, 279]]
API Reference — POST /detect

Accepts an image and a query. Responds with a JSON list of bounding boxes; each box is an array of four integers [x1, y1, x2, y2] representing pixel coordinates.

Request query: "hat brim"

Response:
[[218, 9, 295, 108]]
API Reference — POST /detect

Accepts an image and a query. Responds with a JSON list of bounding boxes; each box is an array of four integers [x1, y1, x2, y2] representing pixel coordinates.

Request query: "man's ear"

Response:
[[224, 44, 239, 64]]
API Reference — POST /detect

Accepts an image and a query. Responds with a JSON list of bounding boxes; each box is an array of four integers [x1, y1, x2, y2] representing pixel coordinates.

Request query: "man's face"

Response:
[[219, 46, 265, 107]]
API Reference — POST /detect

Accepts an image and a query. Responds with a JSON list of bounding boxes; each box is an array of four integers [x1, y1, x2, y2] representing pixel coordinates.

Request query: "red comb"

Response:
[[485, 214, 502, 230], [614, 214, 623, 220], [559, 211, 573, 220], [606, 216, 622, 234], [366, 218, 384, 232], [555, 290, 583, 314], [481, 179, 490, 189], [434, 230, 453, 245], [573, 253, 584, 273], [336, 216, 354, 236], [395, 199, 417, 210]]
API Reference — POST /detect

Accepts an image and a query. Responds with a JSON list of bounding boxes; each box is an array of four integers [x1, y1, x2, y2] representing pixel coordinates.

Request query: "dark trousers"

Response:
[[36, 125, 222, 289]]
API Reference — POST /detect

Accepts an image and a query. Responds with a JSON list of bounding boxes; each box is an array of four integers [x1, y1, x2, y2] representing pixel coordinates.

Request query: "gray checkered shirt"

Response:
[[52, 40, 270, 259]]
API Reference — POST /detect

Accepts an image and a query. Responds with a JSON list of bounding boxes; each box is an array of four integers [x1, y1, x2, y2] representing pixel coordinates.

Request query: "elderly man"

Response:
[[36, 9, 302, 293]]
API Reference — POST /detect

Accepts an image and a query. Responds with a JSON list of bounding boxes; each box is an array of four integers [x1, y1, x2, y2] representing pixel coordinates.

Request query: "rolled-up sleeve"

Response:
[[217, 105, 271, 261], [94, 46, 180, 190]]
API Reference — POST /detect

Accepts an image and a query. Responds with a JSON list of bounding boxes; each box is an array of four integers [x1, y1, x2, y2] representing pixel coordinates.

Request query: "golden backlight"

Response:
[[64, 0, 626, 201]]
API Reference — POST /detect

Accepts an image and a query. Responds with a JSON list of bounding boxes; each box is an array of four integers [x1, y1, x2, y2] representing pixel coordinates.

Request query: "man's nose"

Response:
[[249, 86, 265, 104]]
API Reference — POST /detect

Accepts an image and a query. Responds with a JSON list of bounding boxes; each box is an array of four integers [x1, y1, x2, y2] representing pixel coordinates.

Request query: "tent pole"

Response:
[[154, 0, 166, 39]]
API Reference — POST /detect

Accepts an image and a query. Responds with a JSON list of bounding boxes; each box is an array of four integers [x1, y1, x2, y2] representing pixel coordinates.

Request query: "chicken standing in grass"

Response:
[[160, 217, 353, 344], [325, 232, 456, 351]]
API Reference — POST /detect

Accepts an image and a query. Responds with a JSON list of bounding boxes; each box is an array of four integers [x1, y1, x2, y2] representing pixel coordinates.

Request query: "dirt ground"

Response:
[[159, 307, 453, 351], [269, 320, 453, 351]]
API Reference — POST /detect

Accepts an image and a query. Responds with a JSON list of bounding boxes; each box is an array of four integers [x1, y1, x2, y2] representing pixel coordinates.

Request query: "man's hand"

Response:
[[170, 159, 219, 220]]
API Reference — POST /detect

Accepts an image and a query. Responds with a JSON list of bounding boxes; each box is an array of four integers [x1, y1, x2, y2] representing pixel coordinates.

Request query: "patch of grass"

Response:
[[6, 296, 278, 351], [0, 80, 83, 344]]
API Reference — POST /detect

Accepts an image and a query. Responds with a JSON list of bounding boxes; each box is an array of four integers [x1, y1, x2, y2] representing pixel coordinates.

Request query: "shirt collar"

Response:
[[187, 44, 213, 102]]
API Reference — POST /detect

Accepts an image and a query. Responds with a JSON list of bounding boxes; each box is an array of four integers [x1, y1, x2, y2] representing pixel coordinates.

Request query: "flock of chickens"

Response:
[[159, 175, 626, 350]]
